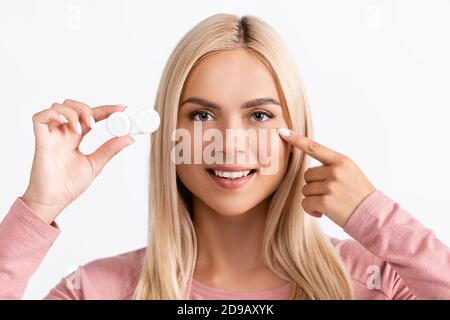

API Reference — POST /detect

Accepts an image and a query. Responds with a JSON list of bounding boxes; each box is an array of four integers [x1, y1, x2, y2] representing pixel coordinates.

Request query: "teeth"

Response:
[[213, 170, 251, 179]]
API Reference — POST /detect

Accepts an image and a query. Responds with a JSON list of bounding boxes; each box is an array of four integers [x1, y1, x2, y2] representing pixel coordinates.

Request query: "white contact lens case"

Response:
[[106, 108, 160, 137]]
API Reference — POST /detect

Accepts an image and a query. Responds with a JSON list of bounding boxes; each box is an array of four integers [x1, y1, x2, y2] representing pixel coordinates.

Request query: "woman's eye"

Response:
[[250, 111, 273, 122], [191, 111, 215, 122]]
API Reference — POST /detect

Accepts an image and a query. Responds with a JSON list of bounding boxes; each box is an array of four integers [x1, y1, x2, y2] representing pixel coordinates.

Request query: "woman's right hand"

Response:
[[21, 99, 135, 224]]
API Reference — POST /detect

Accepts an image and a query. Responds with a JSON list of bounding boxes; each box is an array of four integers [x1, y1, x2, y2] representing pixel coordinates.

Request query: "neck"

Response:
[[192, 197, 270, 278]]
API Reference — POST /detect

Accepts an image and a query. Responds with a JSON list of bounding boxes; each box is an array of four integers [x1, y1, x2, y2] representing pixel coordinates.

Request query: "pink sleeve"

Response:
[[0, 197, 81, 299], [343, 190, 450, 299]]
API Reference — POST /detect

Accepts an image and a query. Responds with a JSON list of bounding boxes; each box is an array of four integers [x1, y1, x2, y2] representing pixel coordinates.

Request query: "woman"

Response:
[[1, 14, 449, 300]]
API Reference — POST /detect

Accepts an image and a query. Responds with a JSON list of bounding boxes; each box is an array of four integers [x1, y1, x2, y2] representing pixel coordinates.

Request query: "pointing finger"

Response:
[[278, 128, 342, 165]]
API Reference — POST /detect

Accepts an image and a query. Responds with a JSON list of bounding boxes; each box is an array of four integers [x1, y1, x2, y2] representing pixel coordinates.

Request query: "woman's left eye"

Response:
[[250, 111, 274, 122]]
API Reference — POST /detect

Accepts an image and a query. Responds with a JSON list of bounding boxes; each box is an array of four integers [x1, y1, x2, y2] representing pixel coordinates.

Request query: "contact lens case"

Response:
[[106, 108, 160, 137]]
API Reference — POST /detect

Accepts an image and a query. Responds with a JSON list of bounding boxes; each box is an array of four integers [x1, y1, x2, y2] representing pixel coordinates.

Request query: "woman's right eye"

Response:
[[190, 111, 215, 122]]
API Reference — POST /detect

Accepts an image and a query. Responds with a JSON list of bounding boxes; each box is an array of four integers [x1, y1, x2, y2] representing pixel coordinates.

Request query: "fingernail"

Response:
[[116, 104, 128, 109], [76, 122, 82, 135], [278, 128, 291, 137], [125, 136, 135, 147], [58, 114, 69, 123], [89, 116, 96, 128]]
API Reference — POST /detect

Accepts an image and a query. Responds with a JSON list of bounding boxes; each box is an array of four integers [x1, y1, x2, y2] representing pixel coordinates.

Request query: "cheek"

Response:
[[263, 137, 289, 184], [257, 130, 289, 177], [176, 164, 205, 197]]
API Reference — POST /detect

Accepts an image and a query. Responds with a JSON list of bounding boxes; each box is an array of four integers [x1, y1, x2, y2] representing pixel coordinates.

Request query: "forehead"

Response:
[[181, 47, 280, 105]]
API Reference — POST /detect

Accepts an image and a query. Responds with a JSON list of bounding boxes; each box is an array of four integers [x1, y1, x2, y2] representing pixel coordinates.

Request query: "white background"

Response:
[[1, 0, 449, 299]]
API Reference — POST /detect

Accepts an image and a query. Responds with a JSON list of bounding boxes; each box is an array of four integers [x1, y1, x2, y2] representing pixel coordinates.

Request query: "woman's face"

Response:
[[176, 47, 290, 216]]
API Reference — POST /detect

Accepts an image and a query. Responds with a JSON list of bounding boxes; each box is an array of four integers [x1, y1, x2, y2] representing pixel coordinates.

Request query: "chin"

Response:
[[206, 188, 271, 214], [206, 200, 260, 217]]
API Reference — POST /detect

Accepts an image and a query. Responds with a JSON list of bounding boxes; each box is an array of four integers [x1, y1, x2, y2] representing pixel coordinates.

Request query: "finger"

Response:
[[91, 104, 128, 122], [310, 211, 323, 218], [47, 113, 71, 132], [302, 195, 329, 216], [278, 128, 341, 165], [304, 165, 329, 183], [32, 108, 70, 135], [62, 99, 96, 133], [50, 103, 82, 134], [301, 181, 328, 197], [85, 136, 134, 177]]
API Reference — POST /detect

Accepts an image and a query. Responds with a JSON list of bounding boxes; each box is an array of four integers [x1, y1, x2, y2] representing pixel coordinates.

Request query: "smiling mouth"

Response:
[[205, 167, 257, 190], [206, 168, 257, 179]]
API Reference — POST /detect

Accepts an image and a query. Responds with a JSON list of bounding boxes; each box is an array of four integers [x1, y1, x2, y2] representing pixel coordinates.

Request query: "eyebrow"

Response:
[[179, 97, 281, 110]]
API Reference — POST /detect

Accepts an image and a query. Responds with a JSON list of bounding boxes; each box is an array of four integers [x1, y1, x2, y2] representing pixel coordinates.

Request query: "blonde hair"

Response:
[[133, 13, 354, 299]]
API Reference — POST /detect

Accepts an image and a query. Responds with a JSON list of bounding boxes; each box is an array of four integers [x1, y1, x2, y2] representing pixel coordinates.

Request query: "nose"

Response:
[[216, 116, 253, 164]]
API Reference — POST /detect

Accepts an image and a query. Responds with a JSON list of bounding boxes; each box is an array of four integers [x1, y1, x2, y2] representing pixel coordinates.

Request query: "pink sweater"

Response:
[[0, 190, 449, 300]]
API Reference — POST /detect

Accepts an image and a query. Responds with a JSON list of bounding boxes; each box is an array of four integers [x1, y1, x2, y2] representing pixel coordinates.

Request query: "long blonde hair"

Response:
[[133, 13, 354, 300]]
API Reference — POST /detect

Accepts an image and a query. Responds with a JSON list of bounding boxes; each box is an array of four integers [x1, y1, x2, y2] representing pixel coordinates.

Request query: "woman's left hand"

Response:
[[278, 128, 377, 228]]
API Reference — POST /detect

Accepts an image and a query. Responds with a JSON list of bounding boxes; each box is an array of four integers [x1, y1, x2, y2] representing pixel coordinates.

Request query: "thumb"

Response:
[[86, 136, 134, 177]]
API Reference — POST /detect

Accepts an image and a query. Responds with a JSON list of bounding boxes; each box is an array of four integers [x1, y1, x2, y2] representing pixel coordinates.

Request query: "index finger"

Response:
[[92, 104, 128, 122], [278, 128, 341, 165]]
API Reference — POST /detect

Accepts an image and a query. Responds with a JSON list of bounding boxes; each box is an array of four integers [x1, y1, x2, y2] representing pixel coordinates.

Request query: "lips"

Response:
[[206, 166, 257, 190], [211, 169, 252, 178]]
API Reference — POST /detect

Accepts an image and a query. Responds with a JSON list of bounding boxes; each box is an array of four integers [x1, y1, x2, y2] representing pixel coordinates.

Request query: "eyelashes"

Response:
[[189, 109, 275, 123], [250, 110, 274, 122], [189, 110, 215, 121]]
